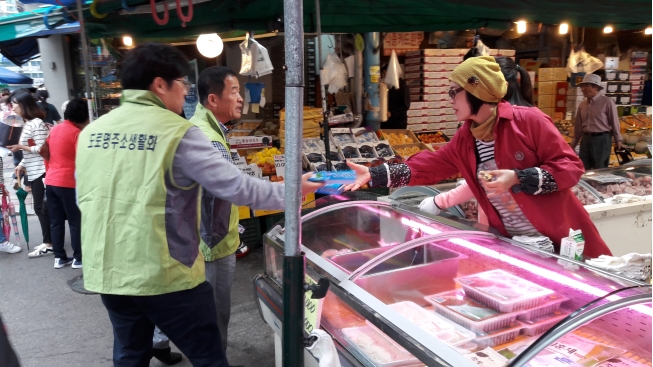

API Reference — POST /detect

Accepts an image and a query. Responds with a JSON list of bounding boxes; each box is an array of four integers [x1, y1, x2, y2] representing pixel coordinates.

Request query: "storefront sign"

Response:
[[383, 32, 424, 56], [228, 136, 273, 149]]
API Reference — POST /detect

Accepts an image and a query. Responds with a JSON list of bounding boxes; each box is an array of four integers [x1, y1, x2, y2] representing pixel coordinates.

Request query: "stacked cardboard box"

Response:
[[537, 68, 568, 120], [629, 51, 648, 106], [403, 49, 516, 137]]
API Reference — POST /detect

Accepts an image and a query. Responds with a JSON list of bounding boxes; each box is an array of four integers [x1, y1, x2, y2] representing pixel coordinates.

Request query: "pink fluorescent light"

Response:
[[398, 217, 652, 316]]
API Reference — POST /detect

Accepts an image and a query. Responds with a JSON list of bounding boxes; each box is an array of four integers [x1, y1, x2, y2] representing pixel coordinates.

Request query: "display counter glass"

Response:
[[263, 192, 652, 367], [581, 165, 652, 201]]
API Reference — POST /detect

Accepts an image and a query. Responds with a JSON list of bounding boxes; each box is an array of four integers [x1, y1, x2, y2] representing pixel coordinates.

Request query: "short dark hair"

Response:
[[10, 90, 45, 121], [197, 66, 238, 105], [36, 89, 49, 103], [64, 98, 89, 124], [122, 43, 191, 90], [465, 91, 490, 115]]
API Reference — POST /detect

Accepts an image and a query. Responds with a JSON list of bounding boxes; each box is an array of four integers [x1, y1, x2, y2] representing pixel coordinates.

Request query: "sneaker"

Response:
[[28, 243, 54, 258], [151, 347, 183, 365], [235, 241, 249, 258], [54, 257, 73, 269], [0, 241, 21, 254], [72, 259, 82, 269]]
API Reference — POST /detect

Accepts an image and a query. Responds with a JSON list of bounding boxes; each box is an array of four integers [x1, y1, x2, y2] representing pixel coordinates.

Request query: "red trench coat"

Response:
[[405, 101, 612, 258]]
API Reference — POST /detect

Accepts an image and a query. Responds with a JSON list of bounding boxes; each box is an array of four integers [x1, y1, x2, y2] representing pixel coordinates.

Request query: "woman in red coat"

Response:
[[346, 56, 611, 258]]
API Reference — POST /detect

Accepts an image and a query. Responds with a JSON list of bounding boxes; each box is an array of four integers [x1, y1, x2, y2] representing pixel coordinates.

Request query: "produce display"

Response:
[[359, 144, 376, 158], [332, 132, 355, 145], [395, 146, 424, 157], [246, 147, 282, 166], [554, 120, 574, 136], [386, 133, 415, 145], [417, 131, 448, 144], [375, 143, 394, 158]]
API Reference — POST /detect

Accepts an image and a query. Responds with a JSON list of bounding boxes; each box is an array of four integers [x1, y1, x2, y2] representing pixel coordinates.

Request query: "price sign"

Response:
[[304, 275, 324, 334], [274, 154, 285, 179]]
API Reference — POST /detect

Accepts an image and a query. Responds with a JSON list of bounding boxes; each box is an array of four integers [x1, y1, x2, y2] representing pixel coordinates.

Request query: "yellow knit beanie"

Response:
[[450, 56, 507, 103]]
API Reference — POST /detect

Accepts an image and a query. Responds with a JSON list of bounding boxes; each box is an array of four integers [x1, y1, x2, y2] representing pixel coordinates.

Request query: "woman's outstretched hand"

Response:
[[342, 161, 371, 191]]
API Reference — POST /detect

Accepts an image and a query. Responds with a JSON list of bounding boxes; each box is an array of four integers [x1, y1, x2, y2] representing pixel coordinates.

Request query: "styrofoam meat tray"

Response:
[[425, 290, 521, 333], [342, 326, 420, 367], [517, 294, 568, 321], [520, 310, 570, 336], [456, 269, 554, 313], [366, 301, 476, 348]]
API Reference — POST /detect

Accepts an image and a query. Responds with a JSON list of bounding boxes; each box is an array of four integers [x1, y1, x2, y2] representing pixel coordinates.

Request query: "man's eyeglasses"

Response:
[[448, 87, 465, 100], [175, 79, 192, 92]]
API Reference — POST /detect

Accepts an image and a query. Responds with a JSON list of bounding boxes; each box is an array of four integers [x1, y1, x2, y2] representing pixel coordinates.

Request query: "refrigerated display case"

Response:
[[580, 164, 652, 256], [256, 192, 652, 367]]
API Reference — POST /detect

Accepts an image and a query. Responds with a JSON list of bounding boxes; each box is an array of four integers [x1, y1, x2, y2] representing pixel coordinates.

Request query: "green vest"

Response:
[[76, 90, 205, 295], [189, 104, 240, 261]]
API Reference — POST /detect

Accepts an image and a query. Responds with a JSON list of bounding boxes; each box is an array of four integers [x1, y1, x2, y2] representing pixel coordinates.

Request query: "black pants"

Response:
[[101, 281, 228, 367], [46, 185, 81, 261], [579, 133, 612, 170], [30, 174, 51, 244]]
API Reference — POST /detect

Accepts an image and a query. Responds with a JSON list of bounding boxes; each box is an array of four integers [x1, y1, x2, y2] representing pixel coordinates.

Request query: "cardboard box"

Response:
[[538, 68, 555, 82], [539, 107, 554, 117], [553, 68, 568, 81], [555, 82, 568, 96], [238, 206, 251, 220], [538, 81, 556, 95], [392, 143, 434, 158], [538, 94, 555, 108]]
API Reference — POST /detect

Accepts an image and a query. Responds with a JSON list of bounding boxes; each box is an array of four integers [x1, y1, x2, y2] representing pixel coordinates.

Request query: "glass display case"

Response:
[[581, 164, 652, 201], [259, 192, 652, 367]]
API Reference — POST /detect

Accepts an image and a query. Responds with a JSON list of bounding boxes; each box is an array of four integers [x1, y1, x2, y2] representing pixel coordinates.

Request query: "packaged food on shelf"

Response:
[[473, 321, 523, 348], [339, 144, 362, 159], [464, 347, 510, 367], [333, 161, 350, 171], [546, 333, 626, 365], [342, 326, 420, 367], [518, 294, 568, 321], [520, 309, 570, 336], [455, 269, 554, 313], [374, 141, 395, 158], [425, 290, 521, 333], [377, 301, 476, 347], [303, 138, 326, 151], [358, 143, 378, 159], [239, 120, 262, 130], [330, 128, 356, 146], [351, 127, 379, 143], [302, 150, 326, 169]]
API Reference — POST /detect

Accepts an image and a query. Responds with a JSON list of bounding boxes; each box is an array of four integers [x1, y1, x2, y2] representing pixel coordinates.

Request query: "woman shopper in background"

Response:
[[6, 90, 53, 261], [41, 98, 89, 268], [35, 88, 62, 126]]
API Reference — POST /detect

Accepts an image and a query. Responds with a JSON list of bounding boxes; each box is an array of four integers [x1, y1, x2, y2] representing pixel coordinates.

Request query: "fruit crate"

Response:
[[239, 217, 263, 248]]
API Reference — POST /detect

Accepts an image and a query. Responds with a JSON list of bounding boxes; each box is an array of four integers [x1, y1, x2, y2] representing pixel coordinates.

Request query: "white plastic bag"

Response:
[[252, 40, 274, 77], [567, 47, 604, 75], [321, 53, 348, 94], [385, 50, 401, 90], [239, 38, 255, 76]]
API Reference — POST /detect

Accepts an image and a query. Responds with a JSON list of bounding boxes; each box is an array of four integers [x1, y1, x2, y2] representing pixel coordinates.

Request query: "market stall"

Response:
[[255, 192, 652, 366]]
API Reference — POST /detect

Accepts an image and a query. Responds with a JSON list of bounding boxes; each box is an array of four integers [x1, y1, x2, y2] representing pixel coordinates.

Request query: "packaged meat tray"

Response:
[[342, 326, 420, 367], [595, 357, 651, 367], [517, 294, 568, 321], [369, 301, 476, 347], [520, 310, 570, 336], [425, 290, 521, 333], [456, 269, 554, 313], [464, 347, 510, 367], [473, 321, 523, 348]]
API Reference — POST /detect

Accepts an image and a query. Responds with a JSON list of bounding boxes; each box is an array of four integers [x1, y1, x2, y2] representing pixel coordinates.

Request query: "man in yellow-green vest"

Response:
[[190, 66, 244, 353], [76, 43, 323, 367]]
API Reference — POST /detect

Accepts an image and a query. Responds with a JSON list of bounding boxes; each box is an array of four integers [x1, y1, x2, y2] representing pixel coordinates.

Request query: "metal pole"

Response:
[[315, 0, 331, 170], [282, 0, 305, 365], [75, 0, 94, 121]]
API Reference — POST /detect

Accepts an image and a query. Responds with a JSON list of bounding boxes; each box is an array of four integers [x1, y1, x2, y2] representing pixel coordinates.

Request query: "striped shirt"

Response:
[[475, 139, 541, 237], [18, 118, 49, 181], [211, 121, 233, 164]]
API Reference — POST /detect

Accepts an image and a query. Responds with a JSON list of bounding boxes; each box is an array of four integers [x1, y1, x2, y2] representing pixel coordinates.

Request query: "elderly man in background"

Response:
[[569, 74, 622, 170]]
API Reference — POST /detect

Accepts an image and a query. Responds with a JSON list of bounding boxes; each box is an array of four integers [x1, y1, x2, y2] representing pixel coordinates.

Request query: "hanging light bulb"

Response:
[[123, 36, 133, 47], [516, 21, 527, 34], [559, 23, 569, 35], [196, 34, 224, 58], [603, 26, 613, 33], [645, 27, 652, 35]]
